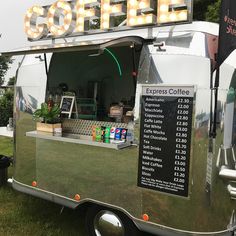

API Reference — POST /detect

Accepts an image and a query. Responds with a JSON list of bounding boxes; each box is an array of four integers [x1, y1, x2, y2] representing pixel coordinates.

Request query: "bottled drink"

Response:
[[126, 121, 134, 143], [47, 94, 54, 111]]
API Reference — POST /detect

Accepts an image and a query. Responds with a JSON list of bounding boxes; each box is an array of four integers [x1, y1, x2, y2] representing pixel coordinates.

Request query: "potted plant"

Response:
[[33, 102, 61, 132]]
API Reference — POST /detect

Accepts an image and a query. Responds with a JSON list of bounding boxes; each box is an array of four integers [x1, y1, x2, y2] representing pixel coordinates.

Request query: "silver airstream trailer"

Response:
[[2, 1, 236, 234]]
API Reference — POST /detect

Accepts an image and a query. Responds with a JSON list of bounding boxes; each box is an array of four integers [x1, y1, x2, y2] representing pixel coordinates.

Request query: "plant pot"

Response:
[[36, 122, 61, 133]]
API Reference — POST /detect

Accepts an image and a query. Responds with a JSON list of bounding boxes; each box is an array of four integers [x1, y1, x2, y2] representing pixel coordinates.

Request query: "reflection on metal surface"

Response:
[[217, 85, 236, 200], [228, 210, 236, 231], [219, 166, 236, 181], [227, 185, 236, 198], [13, 27, 236, 234], [94, 211, 124, 236]]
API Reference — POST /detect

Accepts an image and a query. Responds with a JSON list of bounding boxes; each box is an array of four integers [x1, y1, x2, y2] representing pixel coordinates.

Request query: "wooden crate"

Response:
[[36, 122, 61, 133]]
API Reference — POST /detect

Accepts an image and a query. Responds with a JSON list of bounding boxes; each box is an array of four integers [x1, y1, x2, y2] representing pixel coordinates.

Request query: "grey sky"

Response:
[[0, 1, 55, 82], [0, 0, 55, 52]]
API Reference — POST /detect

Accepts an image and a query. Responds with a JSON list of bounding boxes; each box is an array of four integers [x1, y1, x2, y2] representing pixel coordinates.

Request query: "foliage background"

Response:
[[193, 0, 221, 23], [0, 56, 12, 86], [0, 88, 13, 126]]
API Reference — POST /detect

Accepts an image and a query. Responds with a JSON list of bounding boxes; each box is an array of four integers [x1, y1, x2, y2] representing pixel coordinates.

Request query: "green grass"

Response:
[[0, 137, 86, 236], [0, 137, 13, 157]]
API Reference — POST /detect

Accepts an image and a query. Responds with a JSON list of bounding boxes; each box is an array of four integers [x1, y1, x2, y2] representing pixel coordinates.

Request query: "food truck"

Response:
[[2, 0, 236, 235]]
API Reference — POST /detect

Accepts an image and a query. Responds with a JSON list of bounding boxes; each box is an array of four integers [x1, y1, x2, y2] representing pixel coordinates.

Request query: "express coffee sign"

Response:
[[24, 0, 192, 40]]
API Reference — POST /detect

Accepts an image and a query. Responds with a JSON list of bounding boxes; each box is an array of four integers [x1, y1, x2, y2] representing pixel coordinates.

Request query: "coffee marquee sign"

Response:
[[24, 0, 192, 40]]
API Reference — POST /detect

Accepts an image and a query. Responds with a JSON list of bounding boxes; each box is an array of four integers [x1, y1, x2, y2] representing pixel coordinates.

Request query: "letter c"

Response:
[[24, 6, 48, 40]]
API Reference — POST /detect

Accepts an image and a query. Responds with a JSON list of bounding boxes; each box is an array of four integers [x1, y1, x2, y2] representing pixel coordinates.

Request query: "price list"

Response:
[[137, 86, 194, 197]]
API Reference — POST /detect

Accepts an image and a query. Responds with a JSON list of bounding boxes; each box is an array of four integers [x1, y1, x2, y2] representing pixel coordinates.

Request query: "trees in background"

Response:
[[7, 76, 16, 86], [0, 89, 13, 126], [0, 56, 12, 86], [0, 56, 14, 126], [205, 0, 221, 23], [193, 0, 221, 23]]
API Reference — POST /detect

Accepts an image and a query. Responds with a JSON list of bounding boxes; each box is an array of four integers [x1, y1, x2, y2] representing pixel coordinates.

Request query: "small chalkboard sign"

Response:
[[60, 96, 76, 118]]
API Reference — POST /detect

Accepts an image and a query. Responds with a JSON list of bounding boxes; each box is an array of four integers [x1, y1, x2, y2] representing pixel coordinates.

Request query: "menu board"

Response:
[[138, 85, 194, 197], [60, 96, 75, 118], [60, 96, 74, 112]]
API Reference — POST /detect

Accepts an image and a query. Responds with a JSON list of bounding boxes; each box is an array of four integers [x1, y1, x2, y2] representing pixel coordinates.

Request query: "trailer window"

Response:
[[40, 46, 141, 142]]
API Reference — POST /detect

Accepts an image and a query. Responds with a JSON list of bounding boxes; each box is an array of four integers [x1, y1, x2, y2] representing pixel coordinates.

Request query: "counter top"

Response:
[[26, 131, 132, 150], [0, 127, 13, 138]]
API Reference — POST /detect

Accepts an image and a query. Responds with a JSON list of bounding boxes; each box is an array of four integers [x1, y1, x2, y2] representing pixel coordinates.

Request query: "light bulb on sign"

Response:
[[49, 7, 56, 15], [77, 25, 83, 31], [64, 24, 70, 30], [85, 9, 95, 17], [137, 16, 144, 24], [146, 15, 153, 23], [111, 5, 120, 13], [103, 13, 109, 20], [57, 1, 62, 8], [85, 0, 97, 4], [64, 4, 71, 12], [57, 29, 63, 35], [32, 6, 38, 13], [139, 1, 147, 9], [103, 22, 109, 28], [50, 25, 57, 33], [129, 0, 137, 7], [129, 9, 136, 16], [78, 17, 84, 23], [159, 14, 167, 22], [103, 3, 110, 11], [48, 17, 54, 24], [25, 22, 30, 27], [171, 0, 180, 4], [66, 13, 73, 20], [129, 17, 136, 25], [178, 11, 187, 20], [160, 4, 168, 12], [27, 29, 32, 35], [169, 12, 177, 21], [78, 8, 84, 14]]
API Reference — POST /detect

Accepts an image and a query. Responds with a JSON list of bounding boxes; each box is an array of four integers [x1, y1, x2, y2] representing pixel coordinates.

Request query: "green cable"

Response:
[[104, 48, 122, 79]]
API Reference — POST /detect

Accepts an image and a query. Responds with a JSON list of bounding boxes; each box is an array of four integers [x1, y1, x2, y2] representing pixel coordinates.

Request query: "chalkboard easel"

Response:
[[60, 96, 78, 119]]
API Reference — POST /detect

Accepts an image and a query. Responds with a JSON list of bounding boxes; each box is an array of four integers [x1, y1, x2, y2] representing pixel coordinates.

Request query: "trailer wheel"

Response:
[[85, 205, 140, 236]]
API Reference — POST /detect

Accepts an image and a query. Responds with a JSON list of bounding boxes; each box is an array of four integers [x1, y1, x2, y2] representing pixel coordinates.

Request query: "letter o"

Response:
[[47, 0, 75, 37]]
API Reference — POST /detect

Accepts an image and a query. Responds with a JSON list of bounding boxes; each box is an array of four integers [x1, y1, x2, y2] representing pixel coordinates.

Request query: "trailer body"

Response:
[[4, 21, 236, 235]]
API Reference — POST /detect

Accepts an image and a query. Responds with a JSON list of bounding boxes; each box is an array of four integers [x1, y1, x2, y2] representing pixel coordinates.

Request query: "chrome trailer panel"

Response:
[[12, 178, 233, 236], [13, 24, 236, 235]]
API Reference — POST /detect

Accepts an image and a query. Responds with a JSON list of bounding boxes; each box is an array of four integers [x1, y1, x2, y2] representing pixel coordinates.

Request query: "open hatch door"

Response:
[[1, 36, 146, 57]]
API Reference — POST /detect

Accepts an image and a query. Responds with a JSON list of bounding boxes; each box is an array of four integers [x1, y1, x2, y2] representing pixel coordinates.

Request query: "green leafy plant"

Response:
[[0, 89, 14, 126], [33, 103, 61, 124]]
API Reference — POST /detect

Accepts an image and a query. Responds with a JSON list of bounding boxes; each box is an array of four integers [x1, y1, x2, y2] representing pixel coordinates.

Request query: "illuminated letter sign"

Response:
[[158, 0, 188, 24], [24, 0, 191, 41], [75, 0, 100, 32], [47, 0, 75, 37], [127, 0, 156, 26], [24, 6, 48, 40], [100, 0, 126, 29]]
